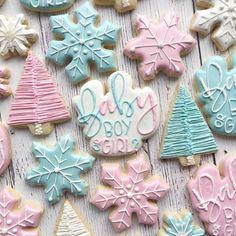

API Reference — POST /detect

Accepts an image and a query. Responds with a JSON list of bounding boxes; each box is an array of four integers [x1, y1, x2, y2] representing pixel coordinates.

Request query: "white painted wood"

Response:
[[0, 0, 234, 235]]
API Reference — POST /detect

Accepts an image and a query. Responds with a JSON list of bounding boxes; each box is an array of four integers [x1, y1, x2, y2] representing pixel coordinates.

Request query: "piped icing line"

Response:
[[195, 52, 236, 136], [0, 68, 11, 99], [46, 1, 120, 84], [91, 153, 169, 232], [73, 71, 158, 157], [124, 13, 196, 80], [188, 154, 236, 236]]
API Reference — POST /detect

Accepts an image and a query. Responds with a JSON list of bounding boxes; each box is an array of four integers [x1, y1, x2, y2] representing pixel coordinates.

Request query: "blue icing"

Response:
[[195, 52, 236, 136]]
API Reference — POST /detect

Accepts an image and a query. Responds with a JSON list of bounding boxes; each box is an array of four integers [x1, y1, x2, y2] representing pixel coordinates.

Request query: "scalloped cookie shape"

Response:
[[191, 0, 236, 51]]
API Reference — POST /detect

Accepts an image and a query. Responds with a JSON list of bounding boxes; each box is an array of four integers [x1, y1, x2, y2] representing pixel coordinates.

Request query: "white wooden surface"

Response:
[[0, 0, 235, 235]]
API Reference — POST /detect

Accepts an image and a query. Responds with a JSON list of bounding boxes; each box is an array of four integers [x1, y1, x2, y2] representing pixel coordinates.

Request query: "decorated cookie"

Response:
[[46, 1, 120, 84], [55, 200, 93, 236], [124, 13, 196, 80], [8, 52, 70, 136], [73, 71, 158, 157], [0, 0, 4, 6], [195, 53, 236, 136], [94, 0, 137, 13], [191, 0, 236, 51], [159, 210, 205, 236], [0, 68, 11, 99], [161, 86, 217, 166], [91, 153, 169, 232], [26, 135, 95, 204], [0, 14, 37, 58], [0, 186, 43, 236], [20, 0, 77, 12], [188, 154, 236, 236], [0, 123, 11, 175]]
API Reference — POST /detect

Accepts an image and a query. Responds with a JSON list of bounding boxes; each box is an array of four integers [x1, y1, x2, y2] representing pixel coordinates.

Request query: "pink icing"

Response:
[[8, 52, 70, 126], [91, 154, 169, 232], [188, 155, 236, 236], [124, 13, 196, 80], [0, 124, 11, 175]]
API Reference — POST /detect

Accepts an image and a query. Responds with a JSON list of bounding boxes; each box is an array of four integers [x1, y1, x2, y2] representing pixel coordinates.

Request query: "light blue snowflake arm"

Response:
[[46, 2, 120, 84], [26, 135, 95, 205]]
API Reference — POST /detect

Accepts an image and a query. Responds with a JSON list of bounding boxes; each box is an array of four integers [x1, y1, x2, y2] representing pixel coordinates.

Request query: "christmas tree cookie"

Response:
[[161, 86, 217, 166], [8, 52, 70, 136], [0, 68, 11, 99]]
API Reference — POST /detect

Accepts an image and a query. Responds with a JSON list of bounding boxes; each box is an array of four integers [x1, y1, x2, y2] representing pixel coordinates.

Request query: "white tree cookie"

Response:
[[0, 14, 37, 58], [191, 0, 236, 51]]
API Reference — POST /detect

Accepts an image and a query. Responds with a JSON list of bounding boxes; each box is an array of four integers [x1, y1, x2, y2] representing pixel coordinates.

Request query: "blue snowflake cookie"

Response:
[[46, 1, 120, 84]]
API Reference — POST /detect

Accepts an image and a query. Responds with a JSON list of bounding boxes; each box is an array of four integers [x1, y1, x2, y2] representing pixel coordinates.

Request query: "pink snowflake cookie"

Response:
[[0, 187, 43, 236], [91, 153, 169, 232], [124, 13, 196, 80], [188, 154, 236, 236]]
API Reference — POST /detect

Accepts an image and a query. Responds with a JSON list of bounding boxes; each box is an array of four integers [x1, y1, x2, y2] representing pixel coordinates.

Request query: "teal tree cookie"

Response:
[[195, 53, 236, 136], [19, 0, 77, 12], [161, 86, 217, 166], [159, 210, 205, 236], [26, 135, 95, 204], [46, 2, 120, 84]]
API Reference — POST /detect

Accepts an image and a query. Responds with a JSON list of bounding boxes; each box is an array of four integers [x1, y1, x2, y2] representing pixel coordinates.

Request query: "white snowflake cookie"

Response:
[[191, 0, 236, 51], [0, 14, 37, 58]]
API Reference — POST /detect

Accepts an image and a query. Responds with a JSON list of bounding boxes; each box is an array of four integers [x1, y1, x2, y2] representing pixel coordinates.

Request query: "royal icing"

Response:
[[188, 154, 236, 236], [159, 210, 205, 236], [124, 13, 196, 80], [0, 123, 11, 175], [195, 53, 236, 136], [0, 186, 43, 236], [0, 68, 11, 99], [26, 135, 95, 204], [55, 200, 92, 236], [20, 0, 76, 12], [73, 71, 158, 157], [91, 154, 169, 232], [46, 1, 120, 84], [161, 86, 217, 166], [191, 0, 236, 51], [0, 14, 37, 58], [8, 52, 71, 136]]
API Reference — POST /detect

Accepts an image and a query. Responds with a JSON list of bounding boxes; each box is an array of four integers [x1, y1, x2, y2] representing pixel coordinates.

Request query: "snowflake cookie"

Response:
[[161, 86, 217, 167], [0, 14, 37, 58], [46, 1, 120, 85], [0, 123, 11, 175], [0, 68, 11, 99], [0, 186, 43, 236], [73, 71, 158, 157], [20, 0, 77, 12], [26, 135, 95, 204], [91, 153, 169, 232], [124, 13, 196, 80], [195, 52, 236, 136], [191, 0, 236, 51], [55, 200, 93, 236], [188, 154, 236, 236], [158, 210, 205, 236], [94, 0, 137, 13]]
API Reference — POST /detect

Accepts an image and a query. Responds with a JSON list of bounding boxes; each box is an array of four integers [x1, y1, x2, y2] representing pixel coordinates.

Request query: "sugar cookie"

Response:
[[0, 68, 11, 99], [73, 71, 158, 157]]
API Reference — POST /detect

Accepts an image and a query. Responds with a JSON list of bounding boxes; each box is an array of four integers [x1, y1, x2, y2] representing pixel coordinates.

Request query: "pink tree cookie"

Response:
[[124, 13, 196, 80], [0, 186, 43, 236], [0, 68, 11, 99], [188, 155, 236, 236], [91, 153, 169, 232], [8, 52, 70, 136]]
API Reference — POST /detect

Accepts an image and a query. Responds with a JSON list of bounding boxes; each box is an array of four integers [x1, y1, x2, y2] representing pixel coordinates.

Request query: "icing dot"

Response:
[[127, 192, 133, 199], [89, 41, 94, 47], [134, 187, 139, 192], [87, 31, 92, 36], [157, 41, 164, 49], [130, 202, 135, 208], [70, 38, 76, 44], [224, 15, 228, 20], [12, 228, 18, 233], [76, 30, 80, 35], [119, 190, 124, 195], [228, 6, 235, 12], [54, 167, 60, 173], [73, 47, 79, 53], [136, 195, 141, 200], [80, 39, 85, 44], [131, 47, 136, 53], [126, 184, 131, 190], [7, 219, 12, 225], [120, 198, 125, 204], [83, 50, 88, 55], [219, 6, 224, 11]]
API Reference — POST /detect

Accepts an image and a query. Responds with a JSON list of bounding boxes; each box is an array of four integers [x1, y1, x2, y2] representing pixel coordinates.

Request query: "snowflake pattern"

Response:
[[91, 154, 169, 232], [26, 135, 95, 205], [46, 1, 120, 84], [159, 210, 205, 236], [191, 0, 236, 51], [124, 13, 196, 80], [0, 14, 37, 58], [0, 187, 43, 236]]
